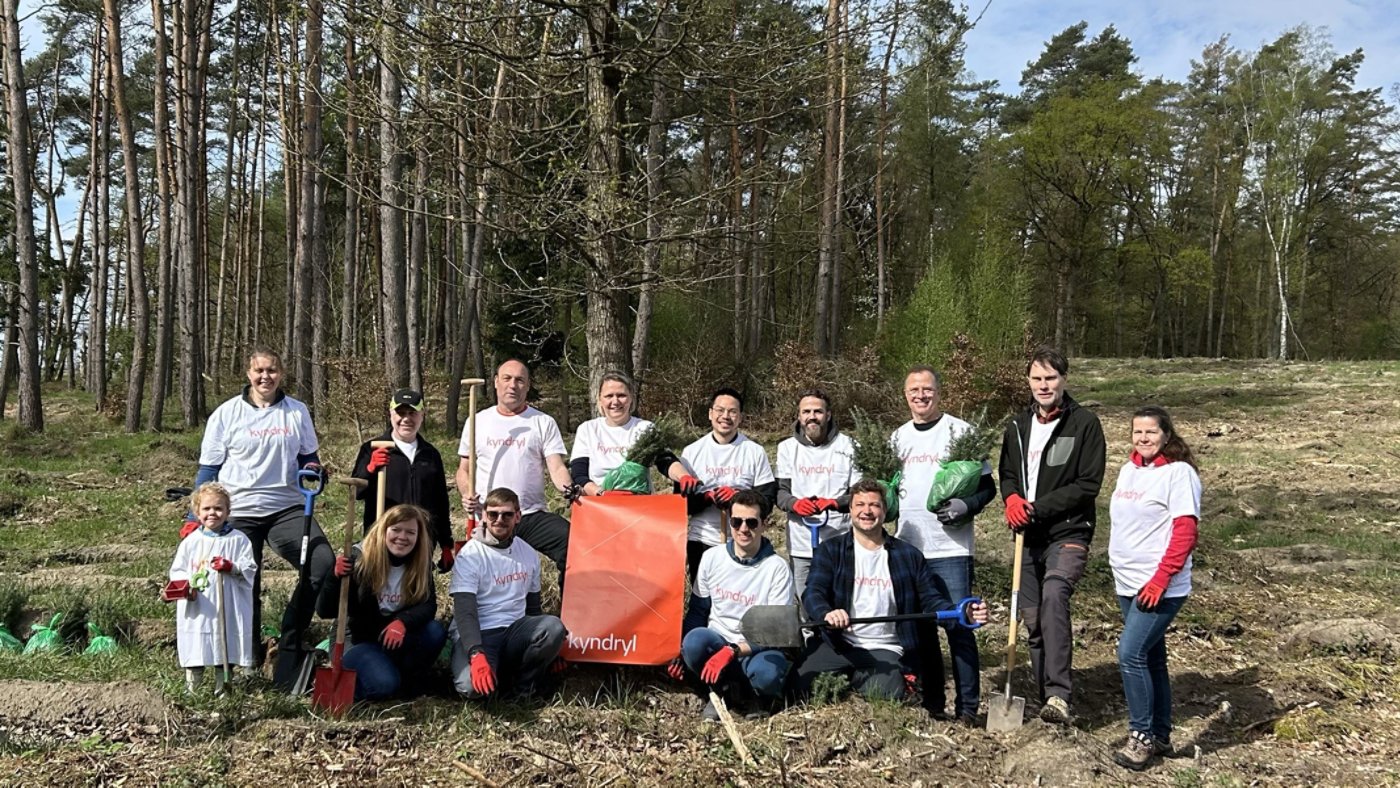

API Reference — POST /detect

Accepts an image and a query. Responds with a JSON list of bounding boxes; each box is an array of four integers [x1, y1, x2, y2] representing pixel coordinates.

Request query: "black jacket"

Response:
[[316, 546, 438, 646], [997, 393, 1106, 548], [351, 433, 454, 551]]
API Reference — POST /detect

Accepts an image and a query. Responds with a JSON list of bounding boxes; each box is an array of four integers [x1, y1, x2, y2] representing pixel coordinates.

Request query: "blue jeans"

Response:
[[917, 556, 980, 716], [342, 620, 447, 701], [680, 627, 790, 701], [1117, 594, 1187, 740]]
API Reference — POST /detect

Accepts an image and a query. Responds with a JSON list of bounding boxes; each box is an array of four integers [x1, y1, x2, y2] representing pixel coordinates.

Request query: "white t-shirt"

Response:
[[377, 564, 407, 614], [679, 433, 776, 546], [449, 537, 542, 632], [392, 437, 419, 465], [776, 432, 859, 558], [694, 544, 794, 643], [458, 406, 567, 514], [1024, 419, 1056, 503], [892, 416, 993, 559], [570, 416, 655, 489], [199, 393, 319, 517], [844, 540, 901, 655], [1109, 460, 1201, 598]]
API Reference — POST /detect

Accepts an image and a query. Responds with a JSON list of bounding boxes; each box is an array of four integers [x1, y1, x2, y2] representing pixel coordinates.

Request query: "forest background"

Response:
[[2, 0, 1399, 434]]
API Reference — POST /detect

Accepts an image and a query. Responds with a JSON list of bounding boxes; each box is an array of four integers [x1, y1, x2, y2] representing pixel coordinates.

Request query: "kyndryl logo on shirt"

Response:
[[798, 463, 836, 475], [713, 587, 756, 606], [854, 576, 893, 590], [1114, 489, 1145, 501], [495, 569, 529, 586], [597, 444, 626, 456], [705, 465, 742, 479], [248, 426, 293, 438], [488, 437, 526, 449], [902, 452, 942, 465]]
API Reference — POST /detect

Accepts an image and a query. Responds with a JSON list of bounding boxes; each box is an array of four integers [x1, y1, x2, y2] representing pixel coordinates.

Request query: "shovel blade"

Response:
[[740, 605, 807, 650], [311, 666, 356, 716], [985, 693, 1026, 732]]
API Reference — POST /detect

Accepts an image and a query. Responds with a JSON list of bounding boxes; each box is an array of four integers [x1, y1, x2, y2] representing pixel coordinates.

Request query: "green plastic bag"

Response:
[[880, 472, 902, 522], [83, 622, 118, 656], [23, 613, 64, 654], [602, 460, 650, 494], [0, 624, 21, 652], [926, 460, 983, 514]]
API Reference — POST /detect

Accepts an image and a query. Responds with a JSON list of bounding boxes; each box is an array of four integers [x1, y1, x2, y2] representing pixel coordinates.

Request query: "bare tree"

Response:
[[378, 0, 409, 388]]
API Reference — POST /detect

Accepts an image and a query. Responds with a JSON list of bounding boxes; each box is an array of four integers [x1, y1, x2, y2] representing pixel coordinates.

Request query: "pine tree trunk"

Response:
[[633, 8, 668, 382], [814, 0, 841, 357], [295, 0, 322, 406], [378, 0, 409, 388], [147, 0, 175, 430]]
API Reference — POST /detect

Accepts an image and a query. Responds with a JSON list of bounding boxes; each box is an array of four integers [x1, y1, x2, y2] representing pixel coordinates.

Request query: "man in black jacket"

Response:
[[998, 346, 1105, 725], [351, 389, 456, 571]]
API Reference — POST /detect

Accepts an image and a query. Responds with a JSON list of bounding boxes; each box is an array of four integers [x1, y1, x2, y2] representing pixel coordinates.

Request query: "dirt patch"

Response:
[[1282, 618, 1399, 657], [0, 680, 173, 747]]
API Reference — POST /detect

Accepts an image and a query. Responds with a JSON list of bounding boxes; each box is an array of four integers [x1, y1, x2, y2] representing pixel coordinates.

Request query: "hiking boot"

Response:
[[1152, 737, 1173, 758], [700, 699, 721, 722], [954, 712, 981, 728], [1113, 730, 1154, 771], [1039, 696, 1071, 725]]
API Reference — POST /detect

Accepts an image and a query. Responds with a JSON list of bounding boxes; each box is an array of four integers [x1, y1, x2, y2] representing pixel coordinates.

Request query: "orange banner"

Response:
[[560, 493, 687, 665]]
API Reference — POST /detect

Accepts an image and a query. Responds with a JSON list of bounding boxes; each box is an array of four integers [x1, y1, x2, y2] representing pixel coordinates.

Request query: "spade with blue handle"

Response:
[[741, 596, 984, 650]]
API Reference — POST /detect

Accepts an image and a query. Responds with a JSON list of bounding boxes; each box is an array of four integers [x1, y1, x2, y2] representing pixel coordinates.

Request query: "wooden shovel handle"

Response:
[[370, 440, 394, 521], [1005, 530, 1025, 674], [337, 479, 368, 648]]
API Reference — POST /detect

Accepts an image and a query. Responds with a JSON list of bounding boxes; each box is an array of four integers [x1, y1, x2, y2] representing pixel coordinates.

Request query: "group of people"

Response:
[[165, 345, 1201, 773]]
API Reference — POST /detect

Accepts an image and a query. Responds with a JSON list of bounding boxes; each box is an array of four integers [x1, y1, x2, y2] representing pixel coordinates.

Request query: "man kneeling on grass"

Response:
[[796, 479, 988, 712], [450, 487, 567, 701], [674, 489, 795, 720]]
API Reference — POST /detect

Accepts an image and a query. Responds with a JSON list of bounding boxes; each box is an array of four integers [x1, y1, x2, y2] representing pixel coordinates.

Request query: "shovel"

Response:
[[741, 597, 983, 650], [281, 468, 325, 693], [312, 477, 367, 716], [987, 530, 1027, 732]]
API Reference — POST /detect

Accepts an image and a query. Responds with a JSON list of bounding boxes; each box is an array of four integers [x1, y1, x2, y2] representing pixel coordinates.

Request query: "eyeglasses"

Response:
[[710, 407, 740, 417], [731, 517, 763, 531], [484, 510, 517, 521]]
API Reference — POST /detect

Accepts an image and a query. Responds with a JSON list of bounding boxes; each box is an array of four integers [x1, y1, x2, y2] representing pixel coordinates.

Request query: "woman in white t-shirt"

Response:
[[569, 371, 689, 495], [317, 504, 445, 700], [1107, 406, 1201, 772]]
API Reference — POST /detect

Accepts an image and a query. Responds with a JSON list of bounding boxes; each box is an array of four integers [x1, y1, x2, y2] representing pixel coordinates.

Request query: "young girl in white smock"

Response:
[[167, 483, 258, 693]]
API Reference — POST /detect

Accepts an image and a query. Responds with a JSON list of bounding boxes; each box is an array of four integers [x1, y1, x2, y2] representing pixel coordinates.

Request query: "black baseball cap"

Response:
[[390, 389, 424, 411]]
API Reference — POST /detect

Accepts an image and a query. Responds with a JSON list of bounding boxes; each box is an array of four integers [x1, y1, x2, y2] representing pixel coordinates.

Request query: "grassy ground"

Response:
[[2, 358, 1399, 785]]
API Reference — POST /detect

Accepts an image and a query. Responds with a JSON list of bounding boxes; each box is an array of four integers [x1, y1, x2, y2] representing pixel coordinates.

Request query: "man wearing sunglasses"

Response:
[[670, 388, 777, 587], [797, 479, 988, 706], [449, 487, 567, 701], [675, 489, 793, 720]]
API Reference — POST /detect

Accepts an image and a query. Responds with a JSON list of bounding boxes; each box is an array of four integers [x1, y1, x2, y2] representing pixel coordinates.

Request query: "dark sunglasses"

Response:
[[484, 510, 517, 521], [731, 516, 763, 531]]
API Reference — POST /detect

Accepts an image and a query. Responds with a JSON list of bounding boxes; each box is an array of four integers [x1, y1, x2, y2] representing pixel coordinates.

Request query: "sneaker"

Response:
[[1039, 696, 1071, 725], [701, 699, 721, 722], [1113, 731, 1154, 771]]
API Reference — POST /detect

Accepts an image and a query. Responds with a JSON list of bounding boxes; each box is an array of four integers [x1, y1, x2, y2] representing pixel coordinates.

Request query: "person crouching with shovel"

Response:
[[316, 503, 446, 701], [450, 487, 568, 701], [165, 483, 257, 694], [794, 479, 988, 704], [674, 489, 795, 720]]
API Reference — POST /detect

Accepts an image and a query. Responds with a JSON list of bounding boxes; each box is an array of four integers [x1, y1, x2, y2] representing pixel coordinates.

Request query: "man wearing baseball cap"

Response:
[[350, 388, 457, 571]]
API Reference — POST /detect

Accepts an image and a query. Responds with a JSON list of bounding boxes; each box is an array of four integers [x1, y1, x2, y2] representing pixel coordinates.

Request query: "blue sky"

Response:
[[961, 0, 1400, 96]]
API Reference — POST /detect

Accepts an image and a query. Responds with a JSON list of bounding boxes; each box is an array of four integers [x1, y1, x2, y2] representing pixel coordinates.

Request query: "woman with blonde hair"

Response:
[[318, 504, 446, 700]]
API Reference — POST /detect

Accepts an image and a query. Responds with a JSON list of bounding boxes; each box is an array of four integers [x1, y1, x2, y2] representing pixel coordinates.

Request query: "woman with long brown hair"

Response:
[[319, 504, 446, 700]]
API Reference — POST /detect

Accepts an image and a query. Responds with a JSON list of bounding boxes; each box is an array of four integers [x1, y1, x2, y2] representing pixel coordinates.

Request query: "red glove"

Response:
[[707, 486, 736, 507], [700, 644, 738, 684], [210, 556, 233, 573], [815, 498, 839, 513], [366, 446, 391, 473], [677, 474, 701, 496], [667, 656, 686, 681], [470, 651, 496, 695], [180, 519, 199, 539], [904, 672, 919, 696], [793, 498, 820, 517], [437, 545, 455, 573], [334, 555, 354, 578], [550, 656, 568, 674], [380, 620, 406, 649], [1004, 494, 1031, 530], [1135, 574, 1169, 612]]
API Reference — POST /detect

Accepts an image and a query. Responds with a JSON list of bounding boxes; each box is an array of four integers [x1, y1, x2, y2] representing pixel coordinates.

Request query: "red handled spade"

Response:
[[312, 477, 367, 716]]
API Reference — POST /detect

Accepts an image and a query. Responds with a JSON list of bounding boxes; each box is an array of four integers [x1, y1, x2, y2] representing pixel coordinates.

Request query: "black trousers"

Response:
[[795, 640, 907, 701], [229, 504, 335, 663], [516, 509, 571, 581]]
